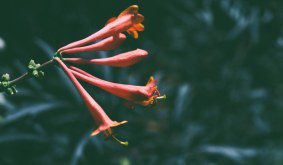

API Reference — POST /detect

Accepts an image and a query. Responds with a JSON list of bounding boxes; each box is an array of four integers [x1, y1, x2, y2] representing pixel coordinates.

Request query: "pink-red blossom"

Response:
[[58, 5, 144, 52], [55, 58, 127, 145], [61, 33, 126, 54], [69, 66, 163, 107], [64, 49, 148, 67]]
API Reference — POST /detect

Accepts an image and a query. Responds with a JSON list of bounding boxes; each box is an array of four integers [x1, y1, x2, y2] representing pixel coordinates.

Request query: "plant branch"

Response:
[[9, 59, 55, 86]]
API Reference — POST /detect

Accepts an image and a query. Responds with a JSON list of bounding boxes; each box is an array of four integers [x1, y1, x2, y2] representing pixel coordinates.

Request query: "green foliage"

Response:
[[28, 59, 44, 78], [0, 73, 17, 95]]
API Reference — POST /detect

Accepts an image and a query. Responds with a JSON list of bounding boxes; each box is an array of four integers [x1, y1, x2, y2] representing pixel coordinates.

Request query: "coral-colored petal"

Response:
[[69, 66, 97, 79], [146, 76, 156, 86], [133, 14, 144, 24], [133, 96, 155, 106], [105, 17, 117, 25], [61, 33, 126, 54], [118, 5, 139, 18], [65, 48, 148, 67], [90, 120, 128, 136], [91, 129, 100, 136], [113, 120, 128, 126], [127, 30, 138, 39], [133, 23, 144, 31]]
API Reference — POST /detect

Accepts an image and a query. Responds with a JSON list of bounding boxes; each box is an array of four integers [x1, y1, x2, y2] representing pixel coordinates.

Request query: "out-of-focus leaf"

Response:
[[70, 131, 92, 165], [199, 145, 258, 163], [174, 83, 191, 121], [0, 37, 6, 52], [0, 133, 47, 143], [0, 101, 65, 125]]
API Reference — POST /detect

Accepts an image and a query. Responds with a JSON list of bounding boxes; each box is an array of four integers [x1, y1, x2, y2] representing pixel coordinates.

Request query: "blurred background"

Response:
[[0, 0, 283, 164]]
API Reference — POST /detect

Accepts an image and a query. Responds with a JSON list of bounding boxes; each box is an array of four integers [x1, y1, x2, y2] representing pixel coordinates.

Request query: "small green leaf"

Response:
[[2, 81, 8, 87], [11, 86, 17, 93], [28, 65, 34, 69], [6, 87, 14, 95], [32, 70, 39, 78], [39, 71, 45, 77], [2, 73, 10, 81], [29, 60, 35, 66]]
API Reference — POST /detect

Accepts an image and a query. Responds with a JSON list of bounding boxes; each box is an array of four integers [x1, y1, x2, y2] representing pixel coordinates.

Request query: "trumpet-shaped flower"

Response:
[[64, 49, 148, 67], [61, 33, 126, 54], [69, 66, 97, 79], [69, 67, 165, 107], [107, 5, 144, 39], [58, 5, 144, 52], [55, 58, 128, 145]]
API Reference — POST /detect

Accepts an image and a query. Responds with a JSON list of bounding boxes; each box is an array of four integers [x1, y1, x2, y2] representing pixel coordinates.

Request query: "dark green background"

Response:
[[0, 0, 283, 164]]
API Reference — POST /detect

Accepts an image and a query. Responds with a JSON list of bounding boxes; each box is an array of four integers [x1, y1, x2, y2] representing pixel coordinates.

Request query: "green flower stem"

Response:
[[9, 59, 55, 86]]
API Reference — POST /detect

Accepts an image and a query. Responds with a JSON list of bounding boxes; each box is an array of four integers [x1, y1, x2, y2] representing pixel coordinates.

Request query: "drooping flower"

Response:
[[61, 33, 126, 54], [55, 58, 128, 145], [69, 66, 165, 107], [64, 49, 148, 67], [107, 5, 144, 39], [58, 5, 144, 52]]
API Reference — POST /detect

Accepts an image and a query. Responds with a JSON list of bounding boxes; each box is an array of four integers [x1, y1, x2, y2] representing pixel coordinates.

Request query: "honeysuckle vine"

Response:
[[0, 5, 166, 146]]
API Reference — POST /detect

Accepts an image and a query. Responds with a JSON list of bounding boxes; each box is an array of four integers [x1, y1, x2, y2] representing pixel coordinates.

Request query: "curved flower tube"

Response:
[[64, 49, 148, 67], [55, 58, 128, 145], [61, 33, 126, 54], [58, 5, 144, 52], [69, 67, 165, 107]]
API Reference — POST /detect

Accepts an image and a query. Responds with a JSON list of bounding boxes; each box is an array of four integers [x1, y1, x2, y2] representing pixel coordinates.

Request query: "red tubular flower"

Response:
[[55, 58, 128, 145], [69, 67, 165, 107], [64, 49, 148, 67], [106, 5, 144, 39], [58, 5, 144, 52], [69, 66, 97, 79], [61, 33, 126, 54]]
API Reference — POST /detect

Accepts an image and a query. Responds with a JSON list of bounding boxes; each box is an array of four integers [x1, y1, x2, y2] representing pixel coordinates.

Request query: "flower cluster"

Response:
[[55, 5, 165, 145], [0, 73, 17, 95]]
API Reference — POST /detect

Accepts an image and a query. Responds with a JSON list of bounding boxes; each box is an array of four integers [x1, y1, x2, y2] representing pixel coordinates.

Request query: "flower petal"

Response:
[[61, 33, 126, 54], [91, 120, 128, 136], [133, 23, 144, 31], [127, 30, 139, 39], [64, 49, 148, 67], [118, 5, 139, 18], [105, 17, 117, 25]]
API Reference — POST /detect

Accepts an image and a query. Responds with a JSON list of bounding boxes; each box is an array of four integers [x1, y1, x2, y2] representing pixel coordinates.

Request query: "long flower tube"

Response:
[[69, 66, 97, 79], [61, 33, 126, 54], [69, 66, 166, 108], [69, 67, 165, 107], [64, 49, 148, 67], [58, 5, 144, 52], [55, 58, 128, 145]]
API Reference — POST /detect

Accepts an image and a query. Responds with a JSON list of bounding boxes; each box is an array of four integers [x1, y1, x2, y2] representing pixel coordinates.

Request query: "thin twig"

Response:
[[8, 59, 55, 86]]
